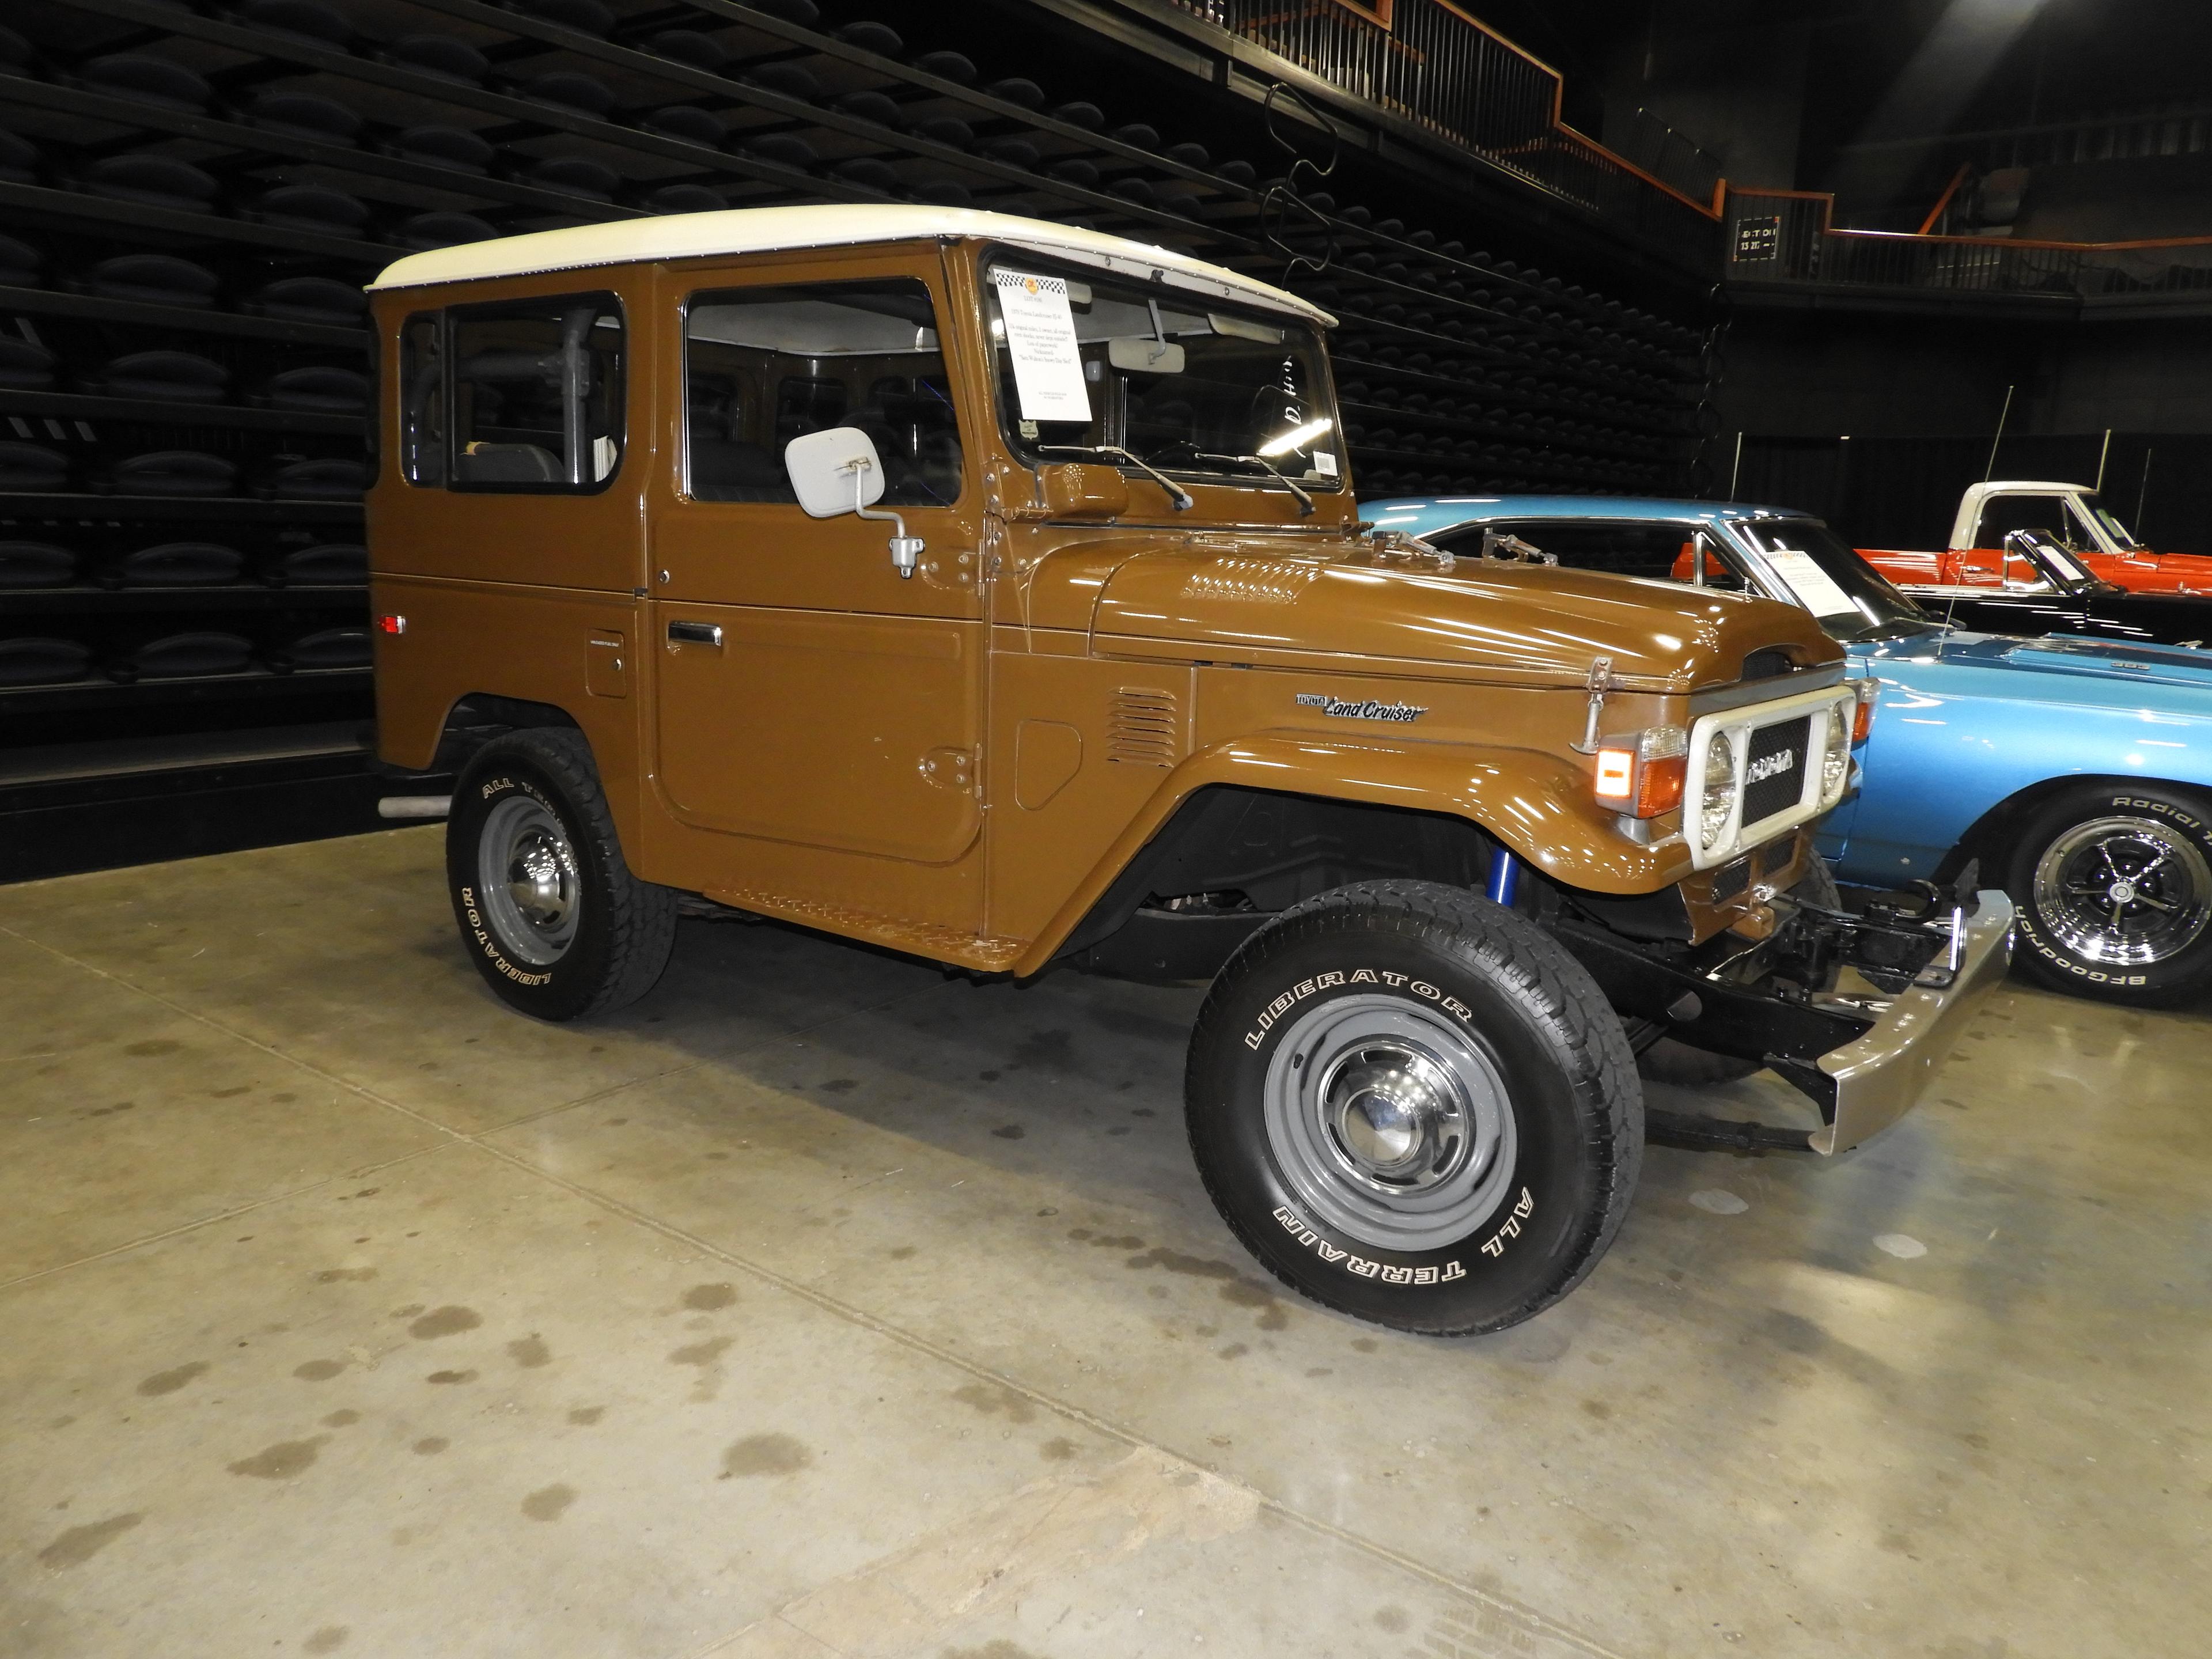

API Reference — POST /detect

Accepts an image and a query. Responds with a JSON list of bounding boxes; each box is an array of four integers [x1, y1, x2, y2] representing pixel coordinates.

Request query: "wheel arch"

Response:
[[1934, 772, 2212, 884]]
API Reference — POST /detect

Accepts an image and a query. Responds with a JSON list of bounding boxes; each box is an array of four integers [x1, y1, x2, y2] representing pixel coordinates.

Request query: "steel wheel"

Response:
[[476, 793, 583, 967], [2032, 815, 2212, 968], [1261, 993, 1520, 1252]]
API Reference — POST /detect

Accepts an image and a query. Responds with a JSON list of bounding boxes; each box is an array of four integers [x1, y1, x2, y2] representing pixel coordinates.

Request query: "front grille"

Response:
[[1741, 715, 1811, 825], [1710, 858, 1750, 903]]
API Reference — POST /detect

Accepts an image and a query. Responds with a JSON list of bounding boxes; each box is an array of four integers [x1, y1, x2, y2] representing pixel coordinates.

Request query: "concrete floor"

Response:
[[2, 830, 2206, 1659]]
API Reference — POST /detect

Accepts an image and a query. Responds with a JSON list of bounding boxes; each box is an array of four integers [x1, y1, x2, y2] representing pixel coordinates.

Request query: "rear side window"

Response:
[[400, 313, 444, 486], [683, 278, 963, 506], [447, 293, 624, 492]]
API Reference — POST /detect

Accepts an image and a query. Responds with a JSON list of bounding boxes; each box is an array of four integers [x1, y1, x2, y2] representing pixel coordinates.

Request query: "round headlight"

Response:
[[1700, 732, 1737, 848], [1821, 700, 1852, 802]]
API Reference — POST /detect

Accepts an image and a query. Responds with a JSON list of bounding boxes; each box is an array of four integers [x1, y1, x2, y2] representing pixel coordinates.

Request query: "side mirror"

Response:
[[783, 426, 925, 579]]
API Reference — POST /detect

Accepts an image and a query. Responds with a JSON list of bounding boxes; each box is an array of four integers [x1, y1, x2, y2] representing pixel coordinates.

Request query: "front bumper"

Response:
[[1810, 892, 2014, 1153], [1556, 882, 2015, 1154]]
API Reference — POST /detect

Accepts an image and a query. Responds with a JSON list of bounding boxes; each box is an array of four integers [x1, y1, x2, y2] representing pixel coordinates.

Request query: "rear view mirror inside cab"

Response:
[[1106, 336, 1185, 375]]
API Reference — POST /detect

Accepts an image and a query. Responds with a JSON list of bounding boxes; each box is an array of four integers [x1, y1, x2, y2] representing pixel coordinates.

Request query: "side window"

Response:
[[449, 294, 624, 491], [400, 313, 444, 487], [684, 278, 963, 506], [1974, 493, 2067, 548]]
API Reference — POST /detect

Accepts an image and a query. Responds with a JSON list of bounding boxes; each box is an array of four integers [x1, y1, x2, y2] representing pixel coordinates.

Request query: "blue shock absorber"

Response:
[[1486, 846, 1521, 907]]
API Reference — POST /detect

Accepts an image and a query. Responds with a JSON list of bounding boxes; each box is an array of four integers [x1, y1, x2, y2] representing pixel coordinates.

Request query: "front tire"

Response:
[[1185, 880, 1642, 1335], [2006, 782, 2212, 1006], [445, 729, 677, 1021]]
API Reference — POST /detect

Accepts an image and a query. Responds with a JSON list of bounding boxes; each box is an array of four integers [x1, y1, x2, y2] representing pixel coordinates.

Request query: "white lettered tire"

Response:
[[1185, 880, 1642, 1334]]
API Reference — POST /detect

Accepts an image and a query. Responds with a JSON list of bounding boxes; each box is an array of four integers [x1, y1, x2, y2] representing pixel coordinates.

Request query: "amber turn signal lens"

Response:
[[1638, 753, 1687, 817], [1594, 747, 1635, 802], [1852, 687, 1875, 745]]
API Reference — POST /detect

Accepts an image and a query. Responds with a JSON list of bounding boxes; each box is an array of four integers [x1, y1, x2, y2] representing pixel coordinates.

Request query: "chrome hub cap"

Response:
[[2033, 816, 2212, 968], [478, 795, 581, 967], [1263, 994, 1518, 1252]]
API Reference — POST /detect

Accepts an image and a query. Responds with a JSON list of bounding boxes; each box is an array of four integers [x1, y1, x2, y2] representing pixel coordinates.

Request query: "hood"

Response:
[[1069, 534, 1840, 691], [1859, 627, 2212, 700]]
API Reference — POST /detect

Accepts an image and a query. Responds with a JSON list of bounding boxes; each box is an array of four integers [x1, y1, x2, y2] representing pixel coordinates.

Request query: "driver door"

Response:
[[647, 251, 986, 878]]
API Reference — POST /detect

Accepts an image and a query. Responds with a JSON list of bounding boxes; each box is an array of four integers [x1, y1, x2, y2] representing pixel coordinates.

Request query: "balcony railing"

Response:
[[1724, 188, 2212, 300], [1153, 0, 1721, 262]]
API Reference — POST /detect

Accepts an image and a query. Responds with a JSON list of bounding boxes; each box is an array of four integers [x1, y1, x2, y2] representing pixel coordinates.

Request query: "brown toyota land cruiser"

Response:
[[366, 206, 2010, 1334]]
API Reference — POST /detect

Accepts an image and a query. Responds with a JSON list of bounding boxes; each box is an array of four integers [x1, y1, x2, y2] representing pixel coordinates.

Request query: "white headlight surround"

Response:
[[1700, 730, 1738, 850]]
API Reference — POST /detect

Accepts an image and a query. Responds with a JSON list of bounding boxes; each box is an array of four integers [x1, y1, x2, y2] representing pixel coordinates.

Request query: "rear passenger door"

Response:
[[646, 250, 987, 870]]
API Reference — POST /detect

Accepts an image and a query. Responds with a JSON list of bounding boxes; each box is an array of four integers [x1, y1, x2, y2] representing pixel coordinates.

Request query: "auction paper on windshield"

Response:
[[1763, 544, 1862, 620], [993, 270, 1091, 422]]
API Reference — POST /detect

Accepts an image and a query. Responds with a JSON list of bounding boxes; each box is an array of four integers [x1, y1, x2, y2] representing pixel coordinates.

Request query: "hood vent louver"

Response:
[[1108, 687, 1180, 767], [1741, 647, 1795, 683]]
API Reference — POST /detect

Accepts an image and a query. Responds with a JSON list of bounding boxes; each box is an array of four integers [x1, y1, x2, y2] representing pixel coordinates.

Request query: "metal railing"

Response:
[[1723, 188, 2212, 300], [1157, 0, 1720, 257]]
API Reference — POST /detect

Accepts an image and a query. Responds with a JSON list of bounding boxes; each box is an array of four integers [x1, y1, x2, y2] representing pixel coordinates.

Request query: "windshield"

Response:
[[2080, 491, 2148, 551], [980, 252, 1341, 494], [1728, 518, 1933, 643]]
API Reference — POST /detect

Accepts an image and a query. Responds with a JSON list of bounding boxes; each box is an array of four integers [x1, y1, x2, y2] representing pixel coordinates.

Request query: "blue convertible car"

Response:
[[1365, 495, 2212, 1006]]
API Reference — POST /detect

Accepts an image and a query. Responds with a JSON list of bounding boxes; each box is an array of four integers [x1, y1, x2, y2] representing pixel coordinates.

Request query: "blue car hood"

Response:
[[1856, 628, 2212, 703]]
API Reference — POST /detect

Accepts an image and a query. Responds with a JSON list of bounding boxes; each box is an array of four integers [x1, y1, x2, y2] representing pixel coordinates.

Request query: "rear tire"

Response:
[[445, 729, 676, 1021], [2005, 782, 2212, 1006], [1185, 880, 1641, 1335]]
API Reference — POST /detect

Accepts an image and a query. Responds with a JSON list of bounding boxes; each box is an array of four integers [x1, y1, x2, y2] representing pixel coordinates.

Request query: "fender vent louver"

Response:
[[1741, 647, 1794, 682], [1108, 687, 1179, 767]]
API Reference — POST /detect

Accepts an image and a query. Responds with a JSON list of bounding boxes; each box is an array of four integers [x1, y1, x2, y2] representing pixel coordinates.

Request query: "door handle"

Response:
[[666, 621, 723, 647]]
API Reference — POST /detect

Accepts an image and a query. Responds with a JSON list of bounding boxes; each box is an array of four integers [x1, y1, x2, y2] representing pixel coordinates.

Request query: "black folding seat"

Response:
[[271, 627, 369, 671], [0, 339, 55, 388], [642, 184, 725, 215], [1112, 123, 1161, 151], [115, 632, 253, 681], [83, 255, 214, 309], [528, 157, 619, 201], [835, 89, 900, 127], [85, 350, 229, 403], [0, 234, 41, 287], [1338, 204, 1372, 228], [914, 50, 977, 85], [271, 542, 366, 586], [979, 136, 1040, 169], [0, 131, 37, 185], [0, 23, 32, 70], [744, 62, 819, 101], [745, 134, 819, 170], [248, 275, 365, 321], [264, 457, 367, 498], [240, 0, 354, 48], [78, 54, 211, 111], [390, 124, 495, 175], [1048, 159, 1100, 188], [910, 116, 974, 150], [512, 0, 614, 33], [1214, 159, 1255, 187], [1110, 178, 1155, 206], [0, 638, 93, 685], [1165, 142, 1209, 170], [252, 184, 370, 233], [648, 30, 726, 70], [397, 211, 499, 250], [987, 78, 1044, 109], [262, 366, 368, 412], [383, 35, 487, 85], [642, 106, 726, 147], [0, 541, 74, 587], [835, 20, 904, 57], [524, 71, 616, 116], [111, 450, 234, 497], [247, 90, 363, 144], [115, 541, 244, 587], [81, 156, 219, 211], [831, 157, 900, 194], [1054, 101, 1104, 131]]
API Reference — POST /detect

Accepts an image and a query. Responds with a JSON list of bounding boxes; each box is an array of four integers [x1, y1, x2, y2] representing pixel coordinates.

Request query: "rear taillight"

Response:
[[377, 614, 406, 635], [1594, 725, 1687, 818]]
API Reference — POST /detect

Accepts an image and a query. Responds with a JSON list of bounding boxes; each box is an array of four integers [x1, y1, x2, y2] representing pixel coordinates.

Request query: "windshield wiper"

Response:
[[1036, 444, 1193, 511], [1194, 452, 1315, 517]]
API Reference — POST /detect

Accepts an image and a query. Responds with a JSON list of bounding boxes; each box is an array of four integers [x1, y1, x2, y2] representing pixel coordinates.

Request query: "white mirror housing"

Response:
[[781, 425, 925, 579]]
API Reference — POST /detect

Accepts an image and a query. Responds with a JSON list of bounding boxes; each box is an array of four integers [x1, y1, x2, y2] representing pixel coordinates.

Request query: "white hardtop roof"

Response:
[[1977, 480, 2094, 492], [366, 204, 1332, 325]]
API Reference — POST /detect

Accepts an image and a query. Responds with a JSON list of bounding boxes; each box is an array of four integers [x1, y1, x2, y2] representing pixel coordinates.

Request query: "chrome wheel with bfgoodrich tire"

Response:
[[1185, 880, 1642, 1335], [2008, 782, 2212, 1006], [445, 729, 677, 1022]]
